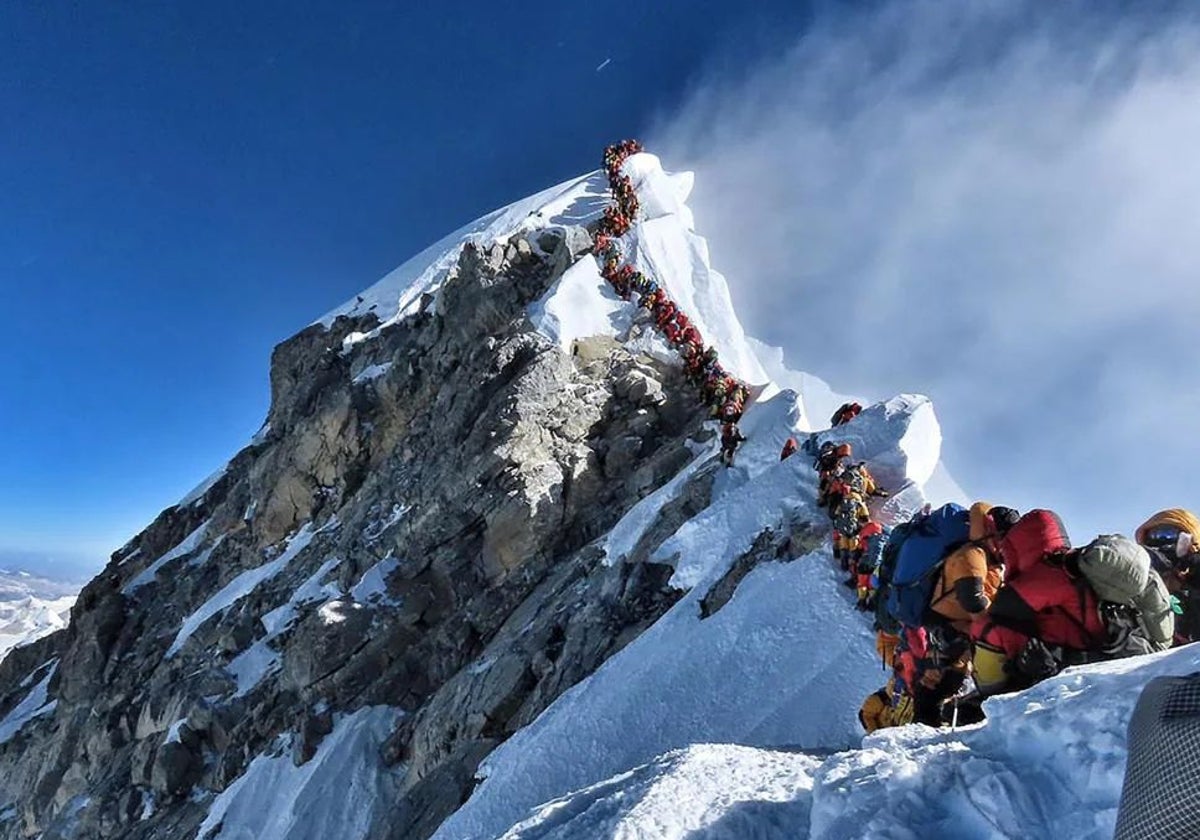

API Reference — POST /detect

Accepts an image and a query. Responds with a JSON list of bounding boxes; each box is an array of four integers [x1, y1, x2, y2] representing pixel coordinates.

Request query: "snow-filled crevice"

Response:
[[196, 706, 402, 840]]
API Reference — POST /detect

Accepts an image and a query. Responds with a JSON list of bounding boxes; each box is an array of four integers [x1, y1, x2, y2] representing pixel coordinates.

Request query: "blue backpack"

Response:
[[863, 524, 893, 578], [885, 503, 971, 628]]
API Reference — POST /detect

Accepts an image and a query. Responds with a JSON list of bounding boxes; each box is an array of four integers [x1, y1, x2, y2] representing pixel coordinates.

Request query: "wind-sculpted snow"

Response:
[[497, 744, 820, 840], [481, 645, 1200, 840]]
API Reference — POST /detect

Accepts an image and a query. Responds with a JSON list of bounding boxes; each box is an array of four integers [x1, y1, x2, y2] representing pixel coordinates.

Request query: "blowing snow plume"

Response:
[[651, 0, 1200, 541]]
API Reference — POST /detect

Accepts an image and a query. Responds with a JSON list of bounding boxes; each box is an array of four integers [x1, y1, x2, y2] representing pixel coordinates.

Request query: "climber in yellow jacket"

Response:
[[859, 679, 915, 733], [1136, 508, 1200, 643]]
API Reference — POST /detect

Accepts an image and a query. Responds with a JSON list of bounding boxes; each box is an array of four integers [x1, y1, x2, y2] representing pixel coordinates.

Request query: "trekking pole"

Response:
[[951, 695, 960, 731]]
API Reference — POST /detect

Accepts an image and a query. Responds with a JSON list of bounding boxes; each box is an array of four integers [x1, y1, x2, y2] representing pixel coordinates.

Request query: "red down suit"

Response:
[[972, 510, 1106, 660]]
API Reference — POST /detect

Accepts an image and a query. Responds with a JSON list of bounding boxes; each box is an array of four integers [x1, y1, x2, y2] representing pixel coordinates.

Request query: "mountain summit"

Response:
[[0, 146, 1188, 840]]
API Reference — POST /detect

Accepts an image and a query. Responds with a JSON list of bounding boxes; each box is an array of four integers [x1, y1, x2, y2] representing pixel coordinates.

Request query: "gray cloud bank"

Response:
[[651, 0, 1200, 540]]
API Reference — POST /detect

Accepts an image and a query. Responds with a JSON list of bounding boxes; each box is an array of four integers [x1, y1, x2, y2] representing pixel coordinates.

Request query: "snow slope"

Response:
[[490, 644, 1200, 840], [497, 744, 821, 840]]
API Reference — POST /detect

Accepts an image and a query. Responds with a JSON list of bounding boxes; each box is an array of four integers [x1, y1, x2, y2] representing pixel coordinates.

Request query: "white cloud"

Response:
[[650, 0, 1200, 541]]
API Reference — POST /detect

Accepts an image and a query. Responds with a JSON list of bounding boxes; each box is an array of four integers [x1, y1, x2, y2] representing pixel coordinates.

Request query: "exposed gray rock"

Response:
[[698, 519, 824, 619], [150, 740, 201, 797], [0, 224, 713, 840]]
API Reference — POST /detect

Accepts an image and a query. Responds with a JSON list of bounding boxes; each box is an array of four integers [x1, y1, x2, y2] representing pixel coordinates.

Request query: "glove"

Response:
[[1015, 638, 1060, 682], [920, 668, 943, 689]]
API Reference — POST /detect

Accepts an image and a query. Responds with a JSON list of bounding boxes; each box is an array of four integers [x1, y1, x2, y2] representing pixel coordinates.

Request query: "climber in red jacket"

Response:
[[780, 437, 799, 461], [970, 510, 1107, 696]]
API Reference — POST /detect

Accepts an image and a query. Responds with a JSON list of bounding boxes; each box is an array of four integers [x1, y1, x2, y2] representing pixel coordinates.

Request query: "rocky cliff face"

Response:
[[0, 224, 717, 839]]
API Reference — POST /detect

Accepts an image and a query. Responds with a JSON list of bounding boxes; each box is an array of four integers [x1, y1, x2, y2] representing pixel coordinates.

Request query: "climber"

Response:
[[640, 288, 664, 312], [831, 491, 871, 576], [897, 623, 974, 727], [889, 504, 1016, 726], [719, 421, 746, 468], [780, 437, 799, 461], [830, 402, 863, 427], [855, 521, 886, 610], [970, 510, 1090, 695], [927, 504, 1019, 634], [972, 512, 1174, 697], [653, 299, 677, 331], [859, 680, 914, 734], [1136, 509, 1200, 644], [831, 461, 890, 502], [815, 444, 853, 511]]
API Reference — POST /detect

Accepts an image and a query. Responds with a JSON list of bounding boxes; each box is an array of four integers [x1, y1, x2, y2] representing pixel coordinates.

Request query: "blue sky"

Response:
[[5, 1, 1197, 578], [0, 1, 811, 573]]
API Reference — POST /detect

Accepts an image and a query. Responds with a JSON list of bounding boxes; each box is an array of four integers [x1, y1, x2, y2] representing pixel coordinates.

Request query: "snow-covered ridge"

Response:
[[427, 145, 968, 838], [317, 171, 611, 329], [528, 151, 770, 393]]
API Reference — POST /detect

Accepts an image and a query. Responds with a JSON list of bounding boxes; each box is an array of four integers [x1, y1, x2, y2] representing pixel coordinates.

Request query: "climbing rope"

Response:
[[593, 140, 751, 423]]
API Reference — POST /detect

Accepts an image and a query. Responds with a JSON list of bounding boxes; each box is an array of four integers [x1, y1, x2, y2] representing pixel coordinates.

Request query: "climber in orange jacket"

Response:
[[830, 402, 863, 427], [927, 503, 1019, 634]]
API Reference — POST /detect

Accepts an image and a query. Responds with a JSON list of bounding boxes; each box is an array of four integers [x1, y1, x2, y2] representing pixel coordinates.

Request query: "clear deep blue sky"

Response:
[[0, 1, 813, 574]]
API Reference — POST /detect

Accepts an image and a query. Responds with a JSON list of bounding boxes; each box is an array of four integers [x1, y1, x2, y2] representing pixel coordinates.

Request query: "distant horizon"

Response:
[[0, 548, 103, 582]]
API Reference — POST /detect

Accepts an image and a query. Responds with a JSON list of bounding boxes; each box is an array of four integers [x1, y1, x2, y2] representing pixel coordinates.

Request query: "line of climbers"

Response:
[[794, 411, 1200, 734], [594, 141, 752, 449]]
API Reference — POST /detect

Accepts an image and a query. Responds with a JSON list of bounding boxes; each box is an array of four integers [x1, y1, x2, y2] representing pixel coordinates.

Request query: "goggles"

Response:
[[1143, 525, 1184, 550]]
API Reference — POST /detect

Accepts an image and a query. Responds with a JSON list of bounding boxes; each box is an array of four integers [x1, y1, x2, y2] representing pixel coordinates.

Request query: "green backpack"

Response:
[[1078, 535, 1174, 651]]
